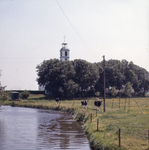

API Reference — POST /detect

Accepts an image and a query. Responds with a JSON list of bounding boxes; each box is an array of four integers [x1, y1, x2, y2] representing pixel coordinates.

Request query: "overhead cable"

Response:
[[55, 0, 98, 60]]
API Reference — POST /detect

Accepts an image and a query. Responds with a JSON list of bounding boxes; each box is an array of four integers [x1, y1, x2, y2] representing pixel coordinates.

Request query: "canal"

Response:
[[0, 106, 91, 150]]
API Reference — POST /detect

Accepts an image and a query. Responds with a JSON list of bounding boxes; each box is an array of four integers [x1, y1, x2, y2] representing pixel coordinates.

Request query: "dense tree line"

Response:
[[36, 59, 149, 99]]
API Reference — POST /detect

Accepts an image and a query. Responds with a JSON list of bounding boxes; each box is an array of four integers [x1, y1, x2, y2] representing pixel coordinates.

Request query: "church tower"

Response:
[[60, 36, 70, 61]]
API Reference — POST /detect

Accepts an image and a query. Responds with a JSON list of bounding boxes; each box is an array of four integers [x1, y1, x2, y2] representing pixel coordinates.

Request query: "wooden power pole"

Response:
[[103, 55, 106, 112]]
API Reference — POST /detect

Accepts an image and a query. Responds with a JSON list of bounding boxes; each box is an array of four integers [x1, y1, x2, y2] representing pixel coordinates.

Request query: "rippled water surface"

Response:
[[0, 106, 91, 150]]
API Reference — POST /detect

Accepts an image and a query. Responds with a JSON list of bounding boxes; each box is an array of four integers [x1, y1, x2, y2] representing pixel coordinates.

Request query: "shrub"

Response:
[[95, 91, 100, 97], [19, 90, 30, 99], [0, 86, 11, 104]]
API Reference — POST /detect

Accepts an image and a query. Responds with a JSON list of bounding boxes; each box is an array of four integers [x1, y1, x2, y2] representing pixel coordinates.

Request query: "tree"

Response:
[[136, 68, 149, 96], [127, 62, 149, 96], [124, 82, 134, 97], [95, 59, 125, 96], [0, 84, 7, 105], [94, 62, 104, 95], [111, 86, 118, 108], [95, 91, 100, 97], [73, 59, 99, 92], [36, 59, 77, 98], [63, 80, 79, 99], [19, 91, 30, 99], [111, 86, 118, 98], [36, 59, 149, 98], [124, 62, 139, 92], [105, 60, 125, 89], [0, 71, 8, 105], [95, 59, 149, 97]]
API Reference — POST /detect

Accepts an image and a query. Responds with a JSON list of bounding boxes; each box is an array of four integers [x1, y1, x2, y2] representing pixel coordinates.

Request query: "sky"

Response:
[[0, 0, 149, 90]]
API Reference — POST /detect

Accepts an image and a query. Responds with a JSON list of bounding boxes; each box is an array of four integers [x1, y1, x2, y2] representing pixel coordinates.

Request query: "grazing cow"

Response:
[[55, 97, 60, 104], [94, 98, 102, 110], [81, 100, 88, 109]]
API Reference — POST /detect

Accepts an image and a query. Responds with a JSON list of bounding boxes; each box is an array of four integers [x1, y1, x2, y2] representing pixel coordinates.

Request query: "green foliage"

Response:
[[0, 71, 10, 104], [145, 92, 149, 97], [0, 90, 9, 104], [111, 86, 118, 97], [63, 79, 79, 99], [19, 90, 30, 99], [95, 91, 100, 97], [73, 59, 100, 90], [124, 82, 134, 97], [36, 59, 149, 98], [36, 59, 99, 99]]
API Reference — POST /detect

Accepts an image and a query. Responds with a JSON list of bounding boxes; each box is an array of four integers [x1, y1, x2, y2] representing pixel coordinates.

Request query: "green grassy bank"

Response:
[[3, 95, 149, 150]]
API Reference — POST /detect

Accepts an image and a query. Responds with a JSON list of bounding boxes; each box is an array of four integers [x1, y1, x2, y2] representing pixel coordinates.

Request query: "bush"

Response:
[[0, 87, 11, 104], [95, 91, 100, 97], [19, 90, 30, 99], [145, 92, 149, 97]]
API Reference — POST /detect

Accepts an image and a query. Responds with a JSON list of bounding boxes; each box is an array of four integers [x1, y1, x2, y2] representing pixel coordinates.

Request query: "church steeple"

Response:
[[60, 36, 70, 61]]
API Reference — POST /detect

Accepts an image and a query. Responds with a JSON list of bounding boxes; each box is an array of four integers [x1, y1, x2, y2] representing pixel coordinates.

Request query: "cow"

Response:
[[55, 97, 60, 104], [81, 100, 88, 109], [94, 98, 102, 110]]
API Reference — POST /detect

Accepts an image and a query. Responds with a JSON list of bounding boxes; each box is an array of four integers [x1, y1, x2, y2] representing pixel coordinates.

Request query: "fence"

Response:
[[103, 97, 149, 114], [85, 97, 149, 149], [87, 112, 149, 149]]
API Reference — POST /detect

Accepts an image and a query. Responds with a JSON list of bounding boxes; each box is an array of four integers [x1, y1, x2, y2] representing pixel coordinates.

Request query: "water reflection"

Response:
[[37, 110, 90, 149], [0, 119, 5, 149], [0, 106, 91, 150]]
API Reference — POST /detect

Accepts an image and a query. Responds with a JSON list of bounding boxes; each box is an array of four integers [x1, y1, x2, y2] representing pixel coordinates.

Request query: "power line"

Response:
[[55, 0, 98, 60]]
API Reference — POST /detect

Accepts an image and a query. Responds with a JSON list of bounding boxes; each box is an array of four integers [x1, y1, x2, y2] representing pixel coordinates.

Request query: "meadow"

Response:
[[3, 95, 149, 150]]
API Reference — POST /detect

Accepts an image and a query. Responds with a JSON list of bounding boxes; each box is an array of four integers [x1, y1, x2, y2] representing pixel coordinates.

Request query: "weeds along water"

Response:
[[3, 95, 149, 150]]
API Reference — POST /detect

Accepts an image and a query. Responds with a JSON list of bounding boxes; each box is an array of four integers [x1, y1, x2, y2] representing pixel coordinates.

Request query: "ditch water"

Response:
[[0, 106, 91, 150]]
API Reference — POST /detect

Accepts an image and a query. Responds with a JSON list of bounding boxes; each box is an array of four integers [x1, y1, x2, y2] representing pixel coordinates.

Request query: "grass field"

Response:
[[3, 95, 149, 150]]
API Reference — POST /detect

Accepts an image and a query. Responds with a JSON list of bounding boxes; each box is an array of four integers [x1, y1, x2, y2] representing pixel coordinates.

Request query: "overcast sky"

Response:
[[0, 0, 149, 90]]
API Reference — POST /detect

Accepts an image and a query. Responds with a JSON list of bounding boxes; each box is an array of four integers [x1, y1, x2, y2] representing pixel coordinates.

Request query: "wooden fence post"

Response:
[[97, 119, 99, 131], [125, 99, 126, 111], [148, 130, 149, 149], [90, 113, 92, 123], [119, 128, 121, 147]]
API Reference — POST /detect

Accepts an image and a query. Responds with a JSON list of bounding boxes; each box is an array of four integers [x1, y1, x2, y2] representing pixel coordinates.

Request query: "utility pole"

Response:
[[146, 48, 149, 71], [103, 55, 106, 112]]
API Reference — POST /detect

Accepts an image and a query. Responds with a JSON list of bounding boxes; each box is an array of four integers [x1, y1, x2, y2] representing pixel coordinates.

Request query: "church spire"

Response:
[[60, 36, 70, 61], [62, 35, 67, 47]]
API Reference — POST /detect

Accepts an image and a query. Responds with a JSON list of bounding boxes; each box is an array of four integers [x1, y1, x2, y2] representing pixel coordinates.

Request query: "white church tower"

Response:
[[60, 36, 70, 61], [39, 37, 70, 91]]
